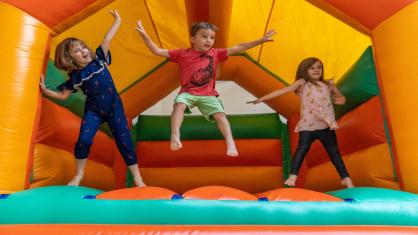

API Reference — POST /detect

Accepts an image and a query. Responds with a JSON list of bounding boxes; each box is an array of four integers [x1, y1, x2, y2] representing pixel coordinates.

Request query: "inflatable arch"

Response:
[[0, 0, 418, 234]]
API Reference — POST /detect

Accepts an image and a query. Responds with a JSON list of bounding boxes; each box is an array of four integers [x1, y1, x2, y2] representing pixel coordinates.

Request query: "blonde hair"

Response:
[[54, 38, 95, 72]]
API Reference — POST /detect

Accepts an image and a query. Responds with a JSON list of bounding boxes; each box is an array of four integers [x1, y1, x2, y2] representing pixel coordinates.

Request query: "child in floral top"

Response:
[[248, 57, 354, 188]]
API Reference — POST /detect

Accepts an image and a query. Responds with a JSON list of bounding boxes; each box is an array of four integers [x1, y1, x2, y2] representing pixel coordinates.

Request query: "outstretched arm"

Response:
[[40, 74, 72, 101], [101, 10, 121, 56], [329, 80, 346, 105], [247, 79, 302, 104], [135, 20, 169, 58], [227, 29, 276, 56]]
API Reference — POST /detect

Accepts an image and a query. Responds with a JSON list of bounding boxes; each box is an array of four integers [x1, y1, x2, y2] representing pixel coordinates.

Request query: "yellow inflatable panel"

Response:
[[146, 0, 189, 49], [0, 2, 50, 193], [31, 144, 116, 191], [52, 0, 178, 91], [304, 143, 399, 192], [229, 0, 371, 84], [371, 2, 418, 193]]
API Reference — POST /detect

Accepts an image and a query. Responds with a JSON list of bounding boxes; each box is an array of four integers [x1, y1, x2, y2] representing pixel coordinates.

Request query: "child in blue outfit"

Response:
[[40, 10, 145, 187]]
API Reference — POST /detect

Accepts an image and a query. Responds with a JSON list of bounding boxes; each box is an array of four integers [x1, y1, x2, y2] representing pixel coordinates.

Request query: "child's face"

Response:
[[191, 28, 216, 51], [70, 42, 92, 68], [307, 61, 323, 80]]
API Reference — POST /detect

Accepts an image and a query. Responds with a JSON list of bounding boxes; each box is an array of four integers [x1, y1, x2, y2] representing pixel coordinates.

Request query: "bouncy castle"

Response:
[[1, 0, 418, 234]]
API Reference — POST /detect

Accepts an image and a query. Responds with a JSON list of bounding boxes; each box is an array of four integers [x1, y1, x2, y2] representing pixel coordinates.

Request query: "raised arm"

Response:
[[101, 10, 121, 56], [39, 74, 72, 101], [329, 79, 346, 105], [227, 29, 276, 56], [135, 20, 169, 58], [247, 79, 302, 104]]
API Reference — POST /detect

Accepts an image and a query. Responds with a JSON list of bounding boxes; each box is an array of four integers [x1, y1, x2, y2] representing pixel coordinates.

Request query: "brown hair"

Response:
[[190, 22, 218, 36], [295, 57, 328, 86], [54, 38, 95, 72]]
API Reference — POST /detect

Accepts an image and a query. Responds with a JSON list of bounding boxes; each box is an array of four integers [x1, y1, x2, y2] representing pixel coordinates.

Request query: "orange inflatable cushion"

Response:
[[96, 186, 177, 200], [183, 186, 258, 201], [256, 188, 342, 201]]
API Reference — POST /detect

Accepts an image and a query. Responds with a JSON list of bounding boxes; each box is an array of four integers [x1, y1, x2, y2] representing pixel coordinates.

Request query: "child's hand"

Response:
[[261, 29, 277, 43], [39, 74, 47, 92], [328, 77, 337, 85], [109, 10, 121, 22], [332, 95, 346, 105], [135, 20, 146, 35], [246, 99, 262, 105]]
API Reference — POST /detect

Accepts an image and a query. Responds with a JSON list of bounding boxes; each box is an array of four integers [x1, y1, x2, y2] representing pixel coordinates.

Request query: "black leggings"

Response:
[[290, 128, 349, 179]]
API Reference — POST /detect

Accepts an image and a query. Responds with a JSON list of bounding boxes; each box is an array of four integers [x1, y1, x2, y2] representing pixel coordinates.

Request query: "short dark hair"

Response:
[[190, 22, 218, 36]]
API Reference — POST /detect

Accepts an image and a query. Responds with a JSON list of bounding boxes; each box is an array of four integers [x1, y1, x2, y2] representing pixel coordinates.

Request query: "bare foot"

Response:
[[134, 177, 146, 187], [341, 177, 354, 188], [284, 174, 297, 187], [135, 181, 146, 187], [68, 174, 83, 186], [227, 149, 238, 157], [170, 134, 182, 151], [226, 143, 238, 157]]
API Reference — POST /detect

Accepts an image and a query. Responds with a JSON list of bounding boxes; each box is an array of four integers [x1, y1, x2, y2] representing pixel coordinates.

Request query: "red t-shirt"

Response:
[[168, 48, 228, 96]]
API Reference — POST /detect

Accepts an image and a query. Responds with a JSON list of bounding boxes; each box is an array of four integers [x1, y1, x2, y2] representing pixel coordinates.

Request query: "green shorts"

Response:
[[174, 92, 224, 122]]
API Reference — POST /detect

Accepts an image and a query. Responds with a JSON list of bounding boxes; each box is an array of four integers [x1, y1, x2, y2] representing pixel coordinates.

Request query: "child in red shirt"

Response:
[[136, 21, 275, 157]]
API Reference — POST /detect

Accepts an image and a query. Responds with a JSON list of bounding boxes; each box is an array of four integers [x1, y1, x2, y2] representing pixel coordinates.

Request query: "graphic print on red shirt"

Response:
[[190, 53, 214, 87], [168, 48, 228, 96]]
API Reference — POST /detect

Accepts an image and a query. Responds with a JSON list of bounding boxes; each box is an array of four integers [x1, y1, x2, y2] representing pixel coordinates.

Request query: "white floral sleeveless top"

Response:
[[295, 80, 338, 132]]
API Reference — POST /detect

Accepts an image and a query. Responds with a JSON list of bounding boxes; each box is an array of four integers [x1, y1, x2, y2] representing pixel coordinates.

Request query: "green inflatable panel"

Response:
[[1, 186, 418, 226], [328, 187, 418, 202], [134, 113, 286, 141], [7, 185, 102, 199], [334, 46, 380, 119]]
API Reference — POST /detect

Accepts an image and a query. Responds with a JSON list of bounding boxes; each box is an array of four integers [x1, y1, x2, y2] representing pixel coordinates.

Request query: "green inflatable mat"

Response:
[[1, 186, 418, 225], [134, 113, 286, 141], [327, 187, 418, 202]]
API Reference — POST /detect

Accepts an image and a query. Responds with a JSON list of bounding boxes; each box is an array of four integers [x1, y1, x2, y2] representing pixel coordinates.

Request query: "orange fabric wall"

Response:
[[137, 139, 282, 167], [306, 0, 415, 32]]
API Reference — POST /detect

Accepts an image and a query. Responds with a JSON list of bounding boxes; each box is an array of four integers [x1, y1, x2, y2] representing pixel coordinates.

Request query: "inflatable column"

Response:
[[372, 2, 418, 192], [0, 2, 50, 193]]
